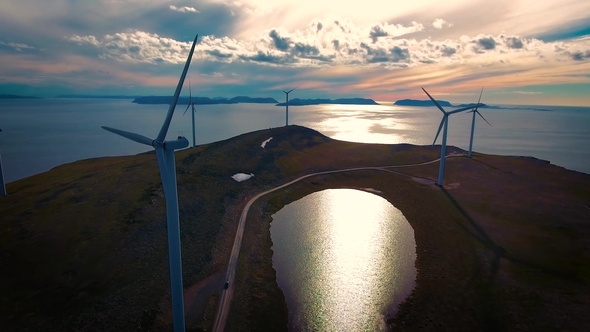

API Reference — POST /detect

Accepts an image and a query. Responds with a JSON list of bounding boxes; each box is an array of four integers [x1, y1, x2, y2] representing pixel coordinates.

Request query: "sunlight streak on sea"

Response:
[[0, 99, 589, 182]]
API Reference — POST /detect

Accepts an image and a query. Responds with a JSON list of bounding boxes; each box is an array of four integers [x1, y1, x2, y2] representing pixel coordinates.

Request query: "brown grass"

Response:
[[1, 125, 589, 331]]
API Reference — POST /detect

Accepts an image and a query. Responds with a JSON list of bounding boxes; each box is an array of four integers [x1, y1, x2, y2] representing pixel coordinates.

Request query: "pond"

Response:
[[270, 189, 417, 331]]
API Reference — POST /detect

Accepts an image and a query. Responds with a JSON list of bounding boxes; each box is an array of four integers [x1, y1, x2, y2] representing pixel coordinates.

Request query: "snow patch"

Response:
[[232, 173, 254, 182], [261, 137, 273, 148], [362, 188, 383, 194]]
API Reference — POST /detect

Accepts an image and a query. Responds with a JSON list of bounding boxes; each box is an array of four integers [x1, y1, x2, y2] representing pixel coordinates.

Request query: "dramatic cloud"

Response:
[[206, 49, 233, 59], [476, 36, 497, 51], [569, 50, 590, 61], [238, 51, 296, 65], [169, 5, 199, 13], [0, 41, 35, 51], [67, 18, 590, 71], [390, 46, 410, 62], [513, 91, 542, 94], [505, 37, 524, 49], [269, 30, 291, 51], [2, 0, 590, 104], [440, 46, 456, 56], [432, 18, 452, 29], [369, 25, 388, 43], [368, 21, 424, 42], [68, 30, 190, 64]]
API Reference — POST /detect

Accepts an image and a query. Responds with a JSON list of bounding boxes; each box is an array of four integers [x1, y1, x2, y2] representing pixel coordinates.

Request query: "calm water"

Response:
[[2, 99, 588, 328], [0, 99, 589, 182], [270, 189, 416, 331]]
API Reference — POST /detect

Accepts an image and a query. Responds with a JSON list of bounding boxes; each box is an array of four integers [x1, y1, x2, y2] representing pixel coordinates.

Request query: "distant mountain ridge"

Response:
[[0, 94, 41, 99], [132, 96, 278, 105], [56, 95, 142, 99], [455, 103, 490, 108], [276, 97, 379, 106], [394, 99, 453, 107]]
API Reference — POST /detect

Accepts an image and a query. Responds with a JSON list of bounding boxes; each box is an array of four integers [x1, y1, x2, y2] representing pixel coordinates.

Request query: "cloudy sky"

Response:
[[1, 0, 589, 105]]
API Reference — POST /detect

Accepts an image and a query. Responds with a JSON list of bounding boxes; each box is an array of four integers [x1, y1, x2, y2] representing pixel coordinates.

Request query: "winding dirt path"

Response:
[[211, 155, 460, 331]]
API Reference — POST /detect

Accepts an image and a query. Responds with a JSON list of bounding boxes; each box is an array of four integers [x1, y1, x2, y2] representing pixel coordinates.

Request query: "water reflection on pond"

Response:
[[270, 189, 417, 331]]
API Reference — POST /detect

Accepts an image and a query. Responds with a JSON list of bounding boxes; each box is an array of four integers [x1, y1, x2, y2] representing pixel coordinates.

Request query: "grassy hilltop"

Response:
[[1, 125, 589, 331]]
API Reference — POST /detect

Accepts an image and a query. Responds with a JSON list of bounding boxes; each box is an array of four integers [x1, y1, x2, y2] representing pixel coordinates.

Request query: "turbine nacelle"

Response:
[[165, 137, 189, 150], [182, 79, 197, 148], [183, 79, 197, 116], [467, 88, 492, 158], [281, 83, 301, 95], [282, 84, 301, 126], [422, 87, 483, 116], [422, 87, 486, 186]]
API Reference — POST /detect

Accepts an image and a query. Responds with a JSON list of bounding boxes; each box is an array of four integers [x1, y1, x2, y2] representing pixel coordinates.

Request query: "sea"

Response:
[[2, 98, 589, 331], [0, 98, 589, 183]]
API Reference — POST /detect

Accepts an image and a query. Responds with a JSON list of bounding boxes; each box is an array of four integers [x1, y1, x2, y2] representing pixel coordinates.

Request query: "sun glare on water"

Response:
[[297, 104, 416, 144], [271, 189, 416, 331]]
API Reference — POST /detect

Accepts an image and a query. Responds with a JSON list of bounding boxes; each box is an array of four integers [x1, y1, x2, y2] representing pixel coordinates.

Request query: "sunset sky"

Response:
[[1, 0, 589, 105]]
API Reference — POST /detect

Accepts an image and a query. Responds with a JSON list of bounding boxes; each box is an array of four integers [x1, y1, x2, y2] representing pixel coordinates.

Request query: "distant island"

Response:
[[0, 94, 41, 99], [455, 103, 490, 108], [133, 96, 278, 105], [276, 98, 379, 106], [394, 99, 495, 108], [56, 95, 143, 99], [394, 99, 452, 107]]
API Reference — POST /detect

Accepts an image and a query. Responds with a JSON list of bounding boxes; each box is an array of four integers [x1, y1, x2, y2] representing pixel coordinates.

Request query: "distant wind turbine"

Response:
[[422, 87, 483, 186], [467, 88, 492, 158], [102, 34, 199, 332], [0, 128, 5, 196], [183, 80, 197, 148], [281, 84, 300, 126]]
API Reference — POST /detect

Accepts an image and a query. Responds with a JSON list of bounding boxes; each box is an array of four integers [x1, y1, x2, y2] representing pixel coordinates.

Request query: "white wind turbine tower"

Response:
[[468, 88, 492, 158], [102, 34, 199, 332], [183, 80, 197, 148], [422, 87, 483, 186], [0, 128, 5, 196], [281, 84, 300, 126]]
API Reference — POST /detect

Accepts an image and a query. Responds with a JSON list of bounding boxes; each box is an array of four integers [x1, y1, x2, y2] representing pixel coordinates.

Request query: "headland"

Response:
[[1, 125, 589, 331]]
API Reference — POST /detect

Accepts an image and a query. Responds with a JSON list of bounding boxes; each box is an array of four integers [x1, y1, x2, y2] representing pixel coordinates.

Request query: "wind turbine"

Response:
[[422, 87, 483, 186], [183, 80, 197, 148], [102, 34, 199, 332], [467, 88, 492, 158], [0, 128, 5, 196], [281, 84, 300, 126]]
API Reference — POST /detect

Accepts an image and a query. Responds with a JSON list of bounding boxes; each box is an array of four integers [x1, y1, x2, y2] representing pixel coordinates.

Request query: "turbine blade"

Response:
[[477, 111, 492, 127], [183, 103, 191, 115], [421, 87, 446, 114], [156, 34, 199, 143], [448, 104, 484, 115], [287, 84, 301, 93], [432, 117, 445, 145], [472, 87, 484, 112], [102, 126, 153, 146], [477, 87, 483, 104], [154, 147, 168, 193]]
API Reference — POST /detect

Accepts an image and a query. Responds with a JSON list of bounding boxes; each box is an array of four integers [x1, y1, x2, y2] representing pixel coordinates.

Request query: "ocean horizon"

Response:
[[1, 98, 589, 183]]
